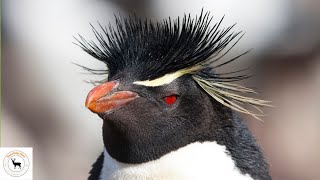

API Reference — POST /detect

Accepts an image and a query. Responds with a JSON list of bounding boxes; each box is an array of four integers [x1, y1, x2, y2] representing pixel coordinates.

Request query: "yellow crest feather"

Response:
[[192, 76, 272, 120]]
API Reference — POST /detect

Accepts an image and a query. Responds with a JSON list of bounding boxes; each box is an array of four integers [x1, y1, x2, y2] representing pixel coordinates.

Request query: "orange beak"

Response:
[[85, 81, 138, 114]]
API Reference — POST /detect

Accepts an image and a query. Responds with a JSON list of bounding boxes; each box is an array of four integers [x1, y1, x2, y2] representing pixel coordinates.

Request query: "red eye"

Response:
[[164, 95, 177, 105]]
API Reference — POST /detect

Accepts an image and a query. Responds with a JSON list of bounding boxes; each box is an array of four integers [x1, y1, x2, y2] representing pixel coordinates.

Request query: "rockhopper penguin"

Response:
[[76, 11, 272, 180]]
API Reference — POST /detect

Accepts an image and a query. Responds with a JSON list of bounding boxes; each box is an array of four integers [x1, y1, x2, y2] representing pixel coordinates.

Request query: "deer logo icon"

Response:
[[11, 158, 22, 169], [3, 149, 31, 177]]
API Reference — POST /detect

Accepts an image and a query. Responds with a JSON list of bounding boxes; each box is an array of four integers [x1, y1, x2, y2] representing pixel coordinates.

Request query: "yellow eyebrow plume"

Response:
[[133, 67, 198, 87]]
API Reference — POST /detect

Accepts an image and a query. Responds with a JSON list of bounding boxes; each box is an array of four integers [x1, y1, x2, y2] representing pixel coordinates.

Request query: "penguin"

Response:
[[76, 11, 272, 180]]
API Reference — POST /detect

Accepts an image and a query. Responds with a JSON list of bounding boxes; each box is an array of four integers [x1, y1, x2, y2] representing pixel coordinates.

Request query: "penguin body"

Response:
[[100, 142, 253, 180], [78, 11, 271, 180]]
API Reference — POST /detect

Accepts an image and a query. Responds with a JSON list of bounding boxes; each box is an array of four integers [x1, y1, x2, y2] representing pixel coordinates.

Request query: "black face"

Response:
[[99, 75, 229, 163]]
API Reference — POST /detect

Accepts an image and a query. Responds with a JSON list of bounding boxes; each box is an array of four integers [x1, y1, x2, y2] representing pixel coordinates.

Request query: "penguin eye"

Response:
[[164, 95, 178, 105]]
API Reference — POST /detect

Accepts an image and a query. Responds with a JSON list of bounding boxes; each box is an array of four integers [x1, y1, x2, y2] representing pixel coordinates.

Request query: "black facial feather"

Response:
[[75, 10, 245, 82]]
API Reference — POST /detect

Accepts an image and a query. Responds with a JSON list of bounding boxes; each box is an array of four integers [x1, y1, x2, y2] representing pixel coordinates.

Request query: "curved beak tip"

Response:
[[85, 81, 138, 114]]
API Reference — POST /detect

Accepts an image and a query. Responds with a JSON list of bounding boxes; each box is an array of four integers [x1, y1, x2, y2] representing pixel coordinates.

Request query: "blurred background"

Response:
[[2, 0, 320, 179]]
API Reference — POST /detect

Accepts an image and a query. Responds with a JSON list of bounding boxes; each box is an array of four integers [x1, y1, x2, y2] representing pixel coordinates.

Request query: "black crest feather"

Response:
[[75, 10, 244, 82]]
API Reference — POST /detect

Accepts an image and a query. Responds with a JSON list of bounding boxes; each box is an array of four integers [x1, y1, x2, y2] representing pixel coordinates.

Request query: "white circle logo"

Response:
[[3, 150, 30, 177]]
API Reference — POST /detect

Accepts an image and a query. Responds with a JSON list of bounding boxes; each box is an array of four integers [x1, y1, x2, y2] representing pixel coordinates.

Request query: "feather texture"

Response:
[[75, 10, 241, 81]]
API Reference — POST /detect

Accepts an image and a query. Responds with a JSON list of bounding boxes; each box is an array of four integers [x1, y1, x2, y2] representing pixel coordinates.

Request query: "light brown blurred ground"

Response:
[[2, 0, 320, 180]]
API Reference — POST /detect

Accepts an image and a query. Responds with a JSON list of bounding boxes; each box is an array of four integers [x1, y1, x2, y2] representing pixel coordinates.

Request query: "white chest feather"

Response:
[[100, 141, 253, 180]]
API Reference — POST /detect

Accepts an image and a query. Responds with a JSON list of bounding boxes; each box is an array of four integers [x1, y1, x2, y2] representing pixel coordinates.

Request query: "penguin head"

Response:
[[78, 11, 270, 164]]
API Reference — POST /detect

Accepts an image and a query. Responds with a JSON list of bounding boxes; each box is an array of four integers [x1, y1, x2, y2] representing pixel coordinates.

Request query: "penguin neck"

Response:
[[99, 106, 270, 179], [100, 141, 253, 180]]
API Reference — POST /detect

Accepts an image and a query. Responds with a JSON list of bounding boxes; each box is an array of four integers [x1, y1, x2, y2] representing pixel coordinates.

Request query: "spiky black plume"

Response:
[[76, 10, 271, 119], [75, 10, 246, 82]]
